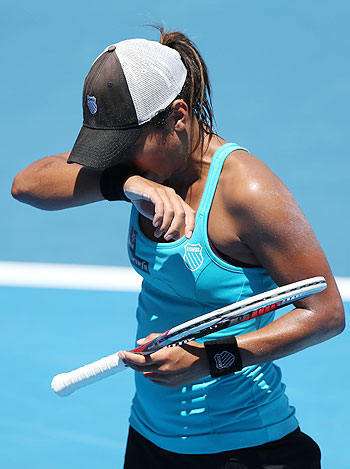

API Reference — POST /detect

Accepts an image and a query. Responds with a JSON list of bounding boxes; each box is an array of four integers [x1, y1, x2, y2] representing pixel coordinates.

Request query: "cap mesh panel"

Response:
[[114, 39, 187, 125]]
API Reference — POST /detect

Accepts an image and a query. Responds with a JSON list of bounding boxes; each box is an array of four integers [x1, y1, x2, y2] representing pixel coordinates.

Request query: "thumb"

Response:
[[136, 337, 147, 345], [137, 333, 161, 345]]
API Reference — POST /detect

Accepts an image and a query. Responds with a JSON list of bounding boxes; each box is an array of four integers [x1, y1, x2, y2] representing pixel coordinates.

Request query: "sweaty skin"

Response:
[[120, 140, 345, 387], [12, 100, 345, 387], [116, 102, 344, 386]]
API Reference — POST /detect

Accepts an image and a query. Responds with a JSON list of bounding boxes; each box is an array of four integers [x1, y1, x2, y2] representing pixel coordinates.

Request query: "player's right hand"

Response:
[[123, 175, 195, 241]]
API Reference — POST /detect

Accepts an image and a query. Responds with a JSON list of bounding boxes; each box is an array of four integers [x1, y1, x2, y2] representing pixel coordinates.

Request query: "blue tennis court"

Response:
[[1, 286, 138, 468], [1, 282, 349, 468], [1, 1, 349, 467]]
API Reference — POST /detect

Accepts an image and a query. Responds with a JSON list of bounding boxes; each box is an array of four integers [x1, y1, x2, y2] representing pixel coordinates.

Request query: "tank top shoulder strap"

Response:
[[196, 142, 248, 217]]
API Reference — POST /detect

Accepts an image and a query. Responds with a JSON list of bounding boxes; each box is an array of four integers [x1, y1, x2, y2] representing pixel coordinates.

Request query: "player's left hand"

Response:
[[118, 334, 210, 387]]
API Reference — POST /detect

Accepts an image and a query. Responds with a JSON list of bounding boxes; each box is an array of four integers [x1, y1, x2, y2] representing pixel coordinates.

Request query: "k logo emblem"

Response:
[[183, 243, 204, 271], [87, 95, 98, 114], [214, 351, 236, 370]]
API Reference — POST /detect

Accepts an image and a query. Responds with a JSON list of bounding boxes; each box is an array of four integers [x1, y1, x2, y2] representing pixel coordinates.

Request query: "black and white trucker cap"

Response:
[[68, 39, 187, 169]]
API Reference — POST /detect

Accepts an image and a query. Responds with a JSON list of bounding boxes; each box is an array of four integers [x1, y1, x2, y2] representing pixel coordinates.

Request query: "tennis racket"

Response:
[[51, 276, 326, 397]]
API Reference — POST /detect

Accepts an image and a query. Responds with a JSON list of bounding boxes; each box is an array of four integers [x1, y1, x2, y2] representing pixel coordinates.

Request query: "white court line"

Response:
[[0, 261, 142, 292], [0, 261, 349, 301], [335, 277, 350, 302]]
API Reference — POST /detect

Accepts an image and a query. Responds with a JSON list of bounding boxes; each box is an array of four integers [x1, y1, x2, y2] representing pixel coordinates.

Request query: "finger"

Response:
[[163, 194, 187, 241], [147, 189, 165, 227], [153, 189, 175, 238], [118, 350, 149, 366], [183, 203, 196, 239], [136, 333, 161, 345], [121, 352, 165, 373], [119, 350, 162, 367], [162, 197, 195, 241]]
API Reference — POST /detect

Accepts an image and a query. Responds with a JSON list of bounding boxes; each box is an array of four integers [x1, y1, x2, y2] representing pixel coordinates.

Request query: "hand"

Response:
[[118, 334, 210, 387], [123, 176, 195, 241]]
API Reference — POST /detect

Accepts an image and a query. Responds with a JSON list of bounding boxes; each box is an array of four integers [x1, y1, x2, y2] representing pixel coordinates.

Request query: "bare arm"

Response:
[[227, 154, 345, 366], [11, 151, 104, 210], [121, 153, 345, 386], [11, 151, 195, 239]]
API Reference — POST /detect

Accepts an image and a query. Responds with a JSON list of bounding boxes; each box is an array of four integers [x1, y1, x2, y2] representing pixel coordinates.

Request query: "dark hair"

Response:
[[150, 26, 216, 156]]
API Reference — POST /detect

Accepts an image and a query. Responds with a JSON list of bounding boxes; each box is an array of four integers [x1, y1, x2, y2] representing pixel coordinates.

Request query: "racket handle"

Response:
[[51, 352, 128, 397]]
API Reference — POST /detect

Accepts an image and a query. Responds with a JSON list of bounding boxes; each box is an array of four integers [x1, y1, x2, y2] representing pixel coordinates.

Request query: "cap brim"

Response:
[[67, 125, 143, 169]]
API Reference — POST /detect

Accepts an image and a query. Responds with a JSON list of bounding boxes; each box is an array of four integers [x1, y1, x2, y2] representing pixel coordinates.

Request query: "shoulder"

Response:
[[219, 149, 295, 215], [217, 149, 311, 242]]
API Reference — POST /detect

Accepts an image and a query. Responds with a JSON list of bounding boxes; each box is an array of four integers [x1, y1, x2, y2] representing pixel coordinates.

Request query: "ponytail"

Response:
[[150, 26, 216, 156]]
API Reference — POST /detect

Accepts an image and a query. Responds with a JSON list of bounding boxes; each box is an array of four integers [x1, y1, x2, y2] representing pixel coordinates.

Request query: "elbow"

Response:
[[11, 171, 49, 210], [326, 300, 346, 338], [334, 309, 346, 336], [11, 172, 28, 202]]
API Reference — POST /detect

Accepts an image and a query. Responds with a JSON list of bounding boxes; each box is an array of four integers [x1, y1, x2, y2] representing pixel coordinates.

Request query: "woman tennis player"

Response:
[[12, 28, 344, 468]]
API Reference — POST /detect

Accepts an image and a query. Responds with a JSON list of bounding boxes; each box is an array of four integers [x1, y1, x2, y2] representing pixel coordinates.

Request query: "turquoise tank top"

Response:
[[127, 143, 298, 454]]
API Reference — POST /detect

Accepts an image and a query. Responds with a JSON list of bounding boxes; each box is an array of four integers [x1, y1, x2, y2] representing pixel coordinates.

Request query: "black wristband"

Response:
[[100, 165, 137, 201], [204, 336, 243, 377]]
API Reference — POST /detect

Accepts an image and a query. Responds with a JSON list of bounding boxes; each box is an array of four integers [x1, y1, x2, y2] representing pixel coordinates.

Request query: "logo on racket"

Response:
[[86, 95, 98, 114], [214, 351, 235, 370], [183, 243, 204, 271]]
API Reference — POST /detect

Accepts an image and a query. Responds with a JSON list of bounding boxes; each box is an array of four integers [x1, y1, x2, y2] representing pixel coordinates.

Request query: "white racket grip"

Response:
[[51, 352, 128, 397]]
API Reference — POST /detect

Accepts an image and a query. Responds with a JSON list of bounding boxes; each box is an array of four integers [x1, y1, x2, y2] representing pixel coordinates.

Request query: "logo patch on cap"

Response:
[[86, 95, 98, 114]]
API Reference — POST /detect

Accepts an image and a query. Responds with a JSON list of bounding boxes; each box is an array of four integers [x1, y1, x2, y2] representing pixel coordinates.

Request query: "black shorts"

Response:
[[124, 425, 321, 469]]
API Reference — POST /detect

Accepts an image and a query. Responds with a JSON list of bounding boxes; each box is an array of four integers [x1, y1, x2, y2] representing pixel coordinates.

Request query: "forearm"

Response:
[[120, 302, 344, 388], [237, 304, 345, 368], [12, 153, 197, 241], [11, 152, 105, 210]]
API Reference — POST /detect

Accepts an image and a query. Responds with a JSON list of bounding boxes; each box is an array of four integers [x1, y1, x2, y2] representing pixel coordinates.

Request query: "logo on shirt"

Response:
[[128, 226, 149, 274], [183, 243, 204, 272], [214, 351, 236, 370]]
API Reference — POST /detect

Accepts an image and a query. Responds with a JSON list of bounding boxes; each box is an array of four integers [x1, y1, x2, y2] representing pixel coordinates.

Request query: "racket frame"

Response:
[[132, 276, 327, 354], [51, 276, 326, 396]]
